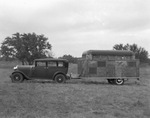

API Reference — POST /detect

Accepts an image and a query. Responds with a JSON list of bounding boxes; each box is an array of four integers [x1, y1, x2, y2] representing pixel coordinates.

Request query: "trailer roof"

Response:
[[82, 50, 134, 56]]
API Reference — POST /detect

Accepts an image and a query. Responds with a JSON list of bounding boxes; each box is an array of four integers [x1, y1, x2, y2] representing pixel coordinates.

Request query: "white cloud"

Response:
[[0, 0, 150, 57]]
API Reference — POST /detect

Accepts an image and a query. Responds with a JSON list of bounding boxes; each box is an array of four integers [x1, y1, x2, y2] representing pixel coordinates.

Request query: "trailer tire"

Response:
[[115, 79, 124, 85]]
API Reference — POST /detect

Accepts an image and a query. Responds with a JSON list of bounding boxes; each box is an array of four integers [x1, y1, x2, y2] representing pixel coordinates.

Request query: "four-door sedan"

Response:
[[10, 58, 70, 83]]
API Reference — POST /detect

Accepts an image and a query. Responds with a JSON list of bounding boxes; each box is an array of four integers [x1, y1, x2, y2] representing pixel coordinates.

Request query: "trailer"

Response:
[[77, 50, 140, 85]]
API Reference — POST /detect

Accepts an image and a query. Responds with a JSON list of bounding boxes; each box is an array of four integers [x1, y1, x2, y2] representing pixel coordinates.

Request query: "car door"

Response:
[[47, 61, 58, 79], [32, 61, 48, 79]]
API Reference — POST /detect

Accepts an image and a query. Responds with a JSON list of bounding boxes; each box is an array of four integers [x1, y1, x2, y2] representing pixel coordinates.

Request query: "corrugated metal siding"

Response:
[[125, 68, 137, 77], [106, 61, 115, 77], [77, 58, 139, 78], [115, 61, 127, 77], [89, 67, 97, 75], [97, 67, 106, 77]]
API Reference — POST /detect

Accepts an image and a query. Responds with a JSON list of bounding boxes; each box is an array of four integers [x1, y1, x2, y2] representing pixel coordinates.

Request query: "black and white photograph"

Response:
[[0, 0, 150, 118]]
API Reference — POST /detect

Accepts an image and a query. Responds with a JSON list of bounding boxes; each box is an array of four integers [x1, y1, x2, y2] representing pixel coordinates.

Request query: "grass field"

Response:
[[0, 61, 150, 118]]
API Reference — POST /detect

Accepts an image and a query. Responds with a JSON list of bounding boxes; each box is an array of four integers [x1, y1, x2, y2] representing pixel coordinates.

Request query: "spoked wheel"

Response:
[[115, 79, 124, 85], [54, 74, 66, 83], [107, 79, 115, 84], [11, 73, 24, 83]]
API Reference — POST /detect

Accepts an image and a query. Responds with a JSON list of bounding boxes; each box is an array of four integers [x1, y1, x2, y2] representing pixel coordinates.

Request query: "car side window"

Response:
[[36, 62, 46, 67], [48, 61, 57, 67], [58, 62, 64, 67]]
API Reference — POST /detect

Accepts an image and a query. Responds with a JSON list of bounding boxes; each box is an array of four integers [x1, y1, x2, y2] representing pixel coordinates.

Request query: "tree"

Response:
[[113, 43, 149, 63], [59, 54, 78, 63], [1, 32, 52, 65]]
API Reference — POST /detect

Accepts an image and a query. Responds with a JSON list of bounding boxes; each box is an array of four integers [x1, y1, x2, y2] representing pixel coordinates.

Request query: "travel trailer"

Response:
[[78, 50, 140, 85]]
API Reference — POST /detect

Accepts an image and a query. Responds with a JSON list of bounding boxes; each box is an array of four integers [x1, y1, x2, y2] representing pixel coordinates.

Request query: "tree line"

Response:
[[0, 32, 52, 65], [0, 32, 149, 64], [113, 43, 149, 63]]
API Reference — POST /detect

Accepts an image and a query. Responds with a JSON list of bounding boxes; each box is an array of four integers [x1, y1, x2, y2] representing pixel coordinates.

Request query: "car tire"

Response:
[[54, 74, 66, 83], [107, 79, 115, 84], [11, 73, 24, 83], [115, 79, 124, 85]]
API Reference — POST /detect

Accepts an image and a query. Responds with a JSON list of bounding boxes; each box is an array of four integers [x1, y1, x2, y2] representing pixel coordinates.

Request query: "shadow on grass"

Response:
[[69, 80, 109, 85], [24, 80, 55, 84], [21, 79, 142, 86], [68, 80, 141, 86], [23, 79, 109, 85]]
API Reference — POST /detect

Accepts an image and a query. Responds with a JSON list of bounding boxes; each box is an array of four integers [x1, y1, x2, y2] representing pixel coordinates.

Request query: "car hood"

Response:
[[14, 65, 34, 70], [13, 65, 35, 78]]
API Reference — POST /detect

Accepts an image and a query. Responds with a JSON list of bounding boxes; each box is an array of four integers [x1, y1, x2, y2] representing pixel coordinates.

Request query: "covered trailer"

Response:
[[78, 50, 140, 85]]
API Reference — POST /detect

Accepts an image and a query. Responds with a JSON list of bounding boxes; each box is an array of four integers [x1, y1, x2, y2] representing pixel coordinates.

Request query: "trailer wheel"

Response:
[[107, 79, 115, 84], [115, 79, 124, 85]]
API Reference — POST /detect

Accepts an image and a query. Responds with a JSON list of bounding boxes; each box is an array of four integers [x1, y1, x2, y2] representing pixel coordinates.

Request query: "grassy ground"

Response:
[[0, 61, 150, 118]]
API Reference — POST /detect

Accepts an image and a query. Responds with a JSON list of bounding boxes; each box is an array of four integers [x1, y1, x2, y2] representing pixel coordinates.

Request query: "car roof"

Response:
[[34, 58, 68, 62]]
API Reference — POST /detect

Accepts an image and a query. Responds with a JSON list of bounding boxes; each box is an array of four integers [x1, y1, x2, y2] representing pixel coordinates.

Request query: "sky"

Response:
[[0, 0, 150, 57]]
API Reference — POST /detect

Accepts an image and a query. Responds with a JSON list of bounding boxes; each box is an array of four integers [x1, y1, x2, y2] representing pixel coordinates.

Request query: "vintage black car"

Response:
[[10, 58, 70, 83]]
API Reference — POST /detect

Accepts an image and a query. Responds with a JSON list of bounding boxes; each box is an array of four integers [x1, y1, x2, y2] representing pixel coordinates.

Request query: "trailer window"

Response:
[[98, 61, 106, 67], [128, 62, 136, 67]]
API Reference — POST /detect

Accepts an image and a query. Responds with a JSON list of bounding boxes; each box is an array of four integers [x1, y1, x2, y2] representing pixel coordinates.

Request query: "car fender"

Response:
[[11, 71, 30, 79], [52, 71, 67, 80]]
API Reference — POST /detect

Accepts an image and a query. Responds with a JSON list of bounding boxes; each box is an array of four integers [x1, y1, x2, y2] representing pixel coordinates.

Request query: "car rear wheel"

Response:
[[115, 79, 124, 85], [54, 74, 66, 83], [11, 73, 24, 83]]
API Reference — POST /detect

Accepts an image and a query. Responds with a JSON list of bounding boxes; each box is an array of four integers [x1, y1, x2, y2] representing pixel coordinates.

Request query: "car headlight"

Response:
[[13, 65, 18, 70]]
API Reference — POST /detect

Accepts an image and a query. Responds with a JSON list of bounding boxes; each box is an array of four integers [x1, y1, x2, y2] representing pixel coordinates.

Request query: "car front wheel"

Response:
[[54, 74, 66, 83], [11, 73, 24, 83]]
